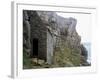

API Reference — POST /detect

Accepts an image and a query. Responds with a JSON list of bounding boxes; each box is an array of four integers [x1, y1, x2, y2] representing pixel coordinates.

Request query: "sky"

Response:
[[56, 12, 92, 43]]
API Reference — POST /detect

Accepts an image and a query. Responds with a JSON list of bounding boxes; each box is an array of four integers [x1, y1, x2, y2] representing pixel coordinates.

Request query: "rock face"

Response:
[[23, 11, 31, 56], [23, 10, 89, 66], [26, 11, 48, 60]]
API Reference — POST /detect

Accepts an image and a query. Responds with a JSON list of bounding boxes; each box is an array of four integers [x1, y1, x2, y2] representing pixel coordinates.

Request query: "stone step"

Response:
[[31, 58, 45, 65]]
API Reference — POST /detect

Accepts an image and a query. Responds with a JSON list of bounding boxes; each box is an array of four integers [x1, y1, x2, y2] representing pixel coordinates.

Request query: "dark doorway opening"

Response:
[[32, 38, 38, 57]]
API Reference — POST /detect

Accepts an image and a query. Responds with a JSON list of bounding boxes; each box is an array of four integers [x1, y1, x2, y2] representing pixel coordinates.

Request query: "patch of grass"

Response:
[[54, 45, 81, 67], [23, 48, 54, 69], [23, 49, 33, 69]]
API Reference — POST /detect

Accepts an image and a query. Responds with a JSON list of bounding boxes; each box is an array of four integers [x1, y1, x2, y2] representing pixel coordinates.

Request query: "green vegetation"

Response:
[[23, 49, 34, 69], [23, 45, 83, 69], [23, 48, 54, 69], [54, 45, 82, 67]]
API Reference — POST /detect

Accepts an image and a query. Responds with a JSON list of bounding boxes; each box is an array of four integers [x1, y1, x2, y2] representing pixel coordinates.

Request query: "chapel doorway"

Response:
[[32, 38, 38, 57]]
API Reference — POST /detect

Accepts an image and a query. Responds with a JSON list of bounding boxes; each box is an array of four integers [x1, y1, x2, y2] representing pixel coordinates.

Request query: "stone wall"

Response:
[[47, 30, 54, 64], [26, 10, 47, 60], [23, 10, 89, 66]]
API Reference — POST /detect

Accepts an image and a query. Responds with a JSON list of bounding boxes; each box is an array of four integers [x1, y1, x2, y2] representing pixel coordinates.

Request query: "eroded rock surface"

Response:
[[23, 10, 89, 68]]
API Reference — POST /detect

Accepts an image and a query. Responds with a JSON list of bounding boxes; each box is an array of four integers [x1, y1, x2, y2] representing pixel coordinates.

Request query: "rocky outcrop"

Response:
[[23, 10, 89, 67], [37, 12, 81, 51], [23, 11, 31, 56], [36, 11, 89, 66]]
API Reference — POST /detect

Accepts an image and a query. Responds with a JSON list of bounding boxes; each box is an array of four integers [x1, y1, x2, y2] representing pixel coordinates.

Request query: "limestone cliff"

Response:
[[23, 10, 90, 68]]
